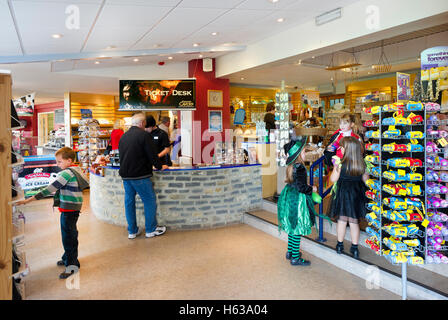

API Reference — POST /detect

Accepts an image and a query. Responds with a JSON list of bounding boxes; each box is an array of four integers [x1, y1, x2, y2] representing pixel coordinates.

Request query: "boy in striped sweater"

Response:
[[17, 147, 88, 279]]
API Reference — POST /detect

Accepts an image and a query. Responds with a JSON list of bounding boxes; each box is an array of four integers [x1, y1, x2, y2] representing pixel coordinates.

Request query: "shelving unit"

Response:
[[424, 105, 448, 265], [1, 72, 13, 299], [363, 100, 428, 299]]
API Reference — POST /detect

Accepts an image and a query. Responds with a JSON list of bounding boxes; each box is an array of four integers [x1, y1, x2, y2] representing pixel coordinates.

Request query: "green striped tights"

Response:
[[288, 234, 302, 259]]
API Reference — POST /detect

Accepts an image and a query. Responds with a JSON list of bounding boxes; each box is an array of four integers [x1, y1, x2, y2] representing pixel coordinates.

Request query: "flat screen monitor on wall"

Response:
[[119, 79, 196, 111]]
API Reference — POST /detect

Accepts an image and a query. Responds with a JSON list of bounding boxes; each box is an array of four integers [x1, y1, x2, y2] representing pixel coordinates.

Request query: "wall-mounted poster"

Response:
[[396, 72, 411, 102], [209, 110, 222, 132], [119, 80, 196, 110], [13, 92, 35, 116], [208, 90, 223, 107]]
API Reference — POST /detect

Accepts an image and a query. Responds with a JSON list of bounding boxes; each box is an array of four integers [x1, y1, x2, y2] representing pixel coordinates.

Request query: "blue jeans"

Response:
[[60, 211, 80, 267], [123, 178, 158, 234]]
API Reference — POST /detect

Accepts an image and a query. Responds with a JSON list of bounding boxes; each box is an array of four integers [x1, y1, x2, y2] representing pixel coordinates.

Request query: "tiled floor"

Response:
[[247, 209, 448, 296], [19, 192, 399, 300]]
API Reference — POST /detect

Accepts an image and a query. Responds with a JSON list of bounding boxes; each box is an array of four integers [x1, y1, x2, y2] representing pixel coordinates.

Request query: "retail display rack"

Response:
[[8, 97, 29, 299], [363, 101, 429, 268]]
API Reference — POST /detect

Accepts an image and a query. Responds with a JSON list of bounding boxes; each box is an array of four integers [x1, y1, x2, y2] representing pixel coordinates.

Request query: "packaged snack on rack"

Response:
[[365, 143, 381, 152], [363, 119, 379, 127], [383, 184, 407, 196], [366, 226, 380, 239], [383, 127, 401, 138], [406, 172, 423, 181], [425, 102, 441, 111], [366, 213, 381, 229], [364, 106, 382, 114], [427, 196, 448, 208], [428, 210, 448, 222], [427, 169, 439, 181], [365, 238, 381, 254], [426, 141, 441, 153], [382, 143, 407, 153], [366, 190, 378, 201], [403, 183, 422, 196], [426, 156, 448, 167], [365, 179, 381, 191], [365, 130, 380, 138], [370, 166, 381, 177], [427, 129, 448, 137], [383, 197, 407, 210], [407, 143, 424, 152], [365, 154, 379, 164], [383, 170, 407, 181], [405, 131, 425, 139], [405, 101, 424, 111], [406, 113, 424, 124], [383, 237, 408, 251]]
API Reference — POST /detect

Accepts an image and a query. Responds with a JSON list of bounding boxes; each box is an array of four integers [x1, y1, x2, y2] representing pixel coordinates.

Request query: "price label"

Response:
[[438, 137, 448, 147], [421, 219, 429, 228], [370, 212, 377, 219]]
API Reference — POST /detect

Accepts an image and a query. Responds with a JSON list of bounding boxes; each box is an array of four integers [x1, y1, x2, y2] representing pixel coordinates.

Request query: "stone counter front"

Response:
[[89, 165, 262, 230]]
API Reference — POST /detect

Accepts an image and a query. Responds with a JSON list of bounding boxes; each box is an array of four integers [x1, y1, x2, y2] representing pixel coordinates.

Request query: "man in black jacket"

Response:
[[119, 112, 168, 239]]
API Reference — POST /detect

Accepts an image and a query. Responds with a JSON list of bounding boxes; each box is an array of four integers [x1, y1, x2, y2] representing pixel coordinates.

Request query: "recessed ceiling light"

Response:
[[52, 34, 63, 39], [133, 58, 139, 62], [211, 32, 218, 36], [277, 18, 284, 23], [311, 56, 315, 59], [153, 44, 161, 48], [193, 43, 200, 47], [269, 0, 279, 3], [106, 45, 116, 50], [198, 54, 203, 58], [168, 56, 173, 60], [330, 77, 333, 81], [95, 61, 100, 64], [240, 77, 245, 80]]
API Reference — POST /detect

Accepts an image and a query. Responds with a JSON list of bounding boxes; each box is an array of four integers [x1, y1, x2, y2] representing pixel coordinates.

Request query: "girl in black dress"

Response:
[[328, 136, 369, 259]]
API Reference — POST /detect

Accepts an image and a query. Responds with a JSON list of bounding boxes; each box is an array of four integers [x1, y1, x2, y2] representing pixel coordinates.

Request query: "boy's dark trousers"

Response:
[[60, 211, 80, 268]]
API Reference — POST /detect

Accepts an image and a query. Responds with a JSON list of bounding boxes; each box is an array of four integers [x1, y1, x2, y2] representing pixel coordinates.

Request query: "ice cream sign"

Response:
[[17, 168, 58, 190]]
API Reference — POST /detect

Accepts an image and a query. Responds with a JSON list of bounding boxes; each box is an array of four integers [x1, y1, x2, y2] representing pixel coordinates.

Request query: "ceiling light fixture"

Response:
[[95, 61, 100, 64], [168, 56, 173, 60], [241, 77, 245, 80], [315, 7, 342, 26], [198, 54, 203, 58], [211, 32, 218, 36], [52, 34, 63, 39], [277, 18, 284, 23], [269, 0, 279, 3], [193, 43, 200, 47], [106, 45, 116, 50], [133, 58, 139, 62]]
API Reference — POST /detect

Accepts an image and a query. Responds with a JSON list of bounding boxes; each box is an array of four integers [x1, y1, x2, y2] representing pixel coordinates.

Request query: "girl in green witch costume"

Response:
[[277, 136, 319, 266]]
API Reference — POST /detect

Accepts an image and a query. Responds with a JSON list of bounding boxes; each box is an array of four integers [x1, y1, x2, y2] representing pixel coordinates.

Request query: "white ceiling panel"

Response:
[[105, 0, 180, 6], [283, 0, 358, 15], [0, 0, 23, 55], [11, 1, 102, 54], [131, 7, 227, 50], [236, 0, 301, 10], [179, 0, 244, 9], [83, 4, 172, 51]]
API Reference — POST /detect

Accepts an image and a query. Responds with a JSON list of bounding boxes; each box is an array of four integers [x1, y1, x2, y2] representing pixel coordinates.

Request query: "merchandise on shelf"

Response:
[[363, 99, 427, 265]]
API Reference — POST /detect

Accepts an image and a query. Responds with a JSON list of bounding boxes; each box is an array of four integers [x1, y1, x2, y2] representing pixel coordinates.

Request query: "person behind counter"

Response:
[[159, 116, 170, 135], [264, 102, 276, 140], [145, 115, 172, 166], [119, 112, 168, 239]]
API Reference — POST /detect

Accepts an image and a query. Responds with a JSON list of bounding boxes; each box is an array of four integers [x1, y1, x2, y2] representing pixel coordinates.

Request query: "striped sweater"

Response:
[[34, 166, 86, 211]]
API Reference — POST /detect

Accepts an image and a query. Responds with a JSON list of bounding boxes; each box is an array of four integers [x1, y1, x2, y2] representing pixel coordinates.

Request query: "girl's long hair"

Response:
[[340, 136, 365, 176], [285, 146, 313, 183]]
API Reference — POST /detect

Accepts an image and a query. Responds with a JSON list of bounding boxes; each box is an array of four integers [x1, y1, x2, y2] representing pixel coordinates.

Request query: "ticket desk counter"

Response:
[[89, 164, 262, 230]]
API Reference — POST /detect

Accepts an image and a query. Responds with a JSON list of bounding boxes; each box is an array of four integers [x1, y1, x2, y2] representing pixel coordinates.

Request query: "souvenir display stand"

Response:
[[425, 104, 448, 266], [363, 100, 428, 300]]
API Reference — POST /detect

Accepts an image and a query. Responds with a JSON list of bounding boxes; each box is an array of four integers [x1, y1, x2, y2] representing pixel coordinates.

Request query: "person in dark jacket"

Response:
[[264, 102, 276, 141], [145, 115, 172, 166], [118, 112, 168, 239]]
